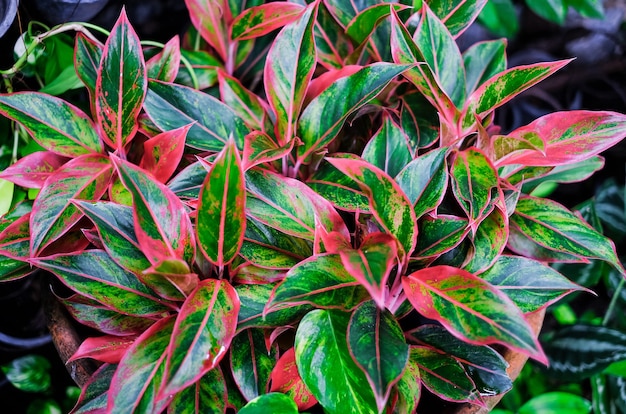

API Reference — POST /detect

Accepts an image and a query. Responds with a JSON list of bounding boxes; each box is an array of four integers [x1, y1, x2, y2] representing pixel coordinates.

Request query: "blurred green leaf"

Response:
[[1, 355, 51, 393], [518, 392, 591, 414]]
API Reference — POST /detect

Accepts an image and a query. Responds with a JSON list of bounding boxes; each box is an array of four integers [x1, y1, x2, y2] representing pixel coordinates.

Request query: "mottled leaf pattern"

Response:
[[185, 0, 230, 62], [231, 2, 305, 40], [362, 114, 411, 178], [0, 151, 67, 189], [167, 367, 227, 414], [230, 329, 277, 401], [269, 348, 317, 410]]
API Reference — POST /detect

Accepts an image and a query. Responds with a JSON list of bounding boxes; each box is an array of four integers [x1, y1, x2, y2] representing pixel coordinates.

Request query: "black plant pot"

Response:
[[0, 0, 18, 38], [24, 0, 110, 25]]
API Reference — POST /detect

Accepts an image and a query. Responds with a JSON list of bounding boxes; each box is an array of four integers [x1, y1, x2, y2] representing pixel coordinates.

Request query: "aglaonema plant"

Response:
[[0, 0, 625, 412]]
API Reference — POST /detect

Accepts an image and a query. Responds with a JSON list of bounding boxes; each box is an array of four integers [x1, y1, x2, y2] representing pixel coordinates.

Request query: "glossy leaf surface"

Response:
[[429, 0, 488, 37], [239, 393, 298, 414], [74, 33, 103, 98], [307, 157, 370, 212], [402, 266, 546, 362], [361, 115, 411, 178], [463, 39, 506, 95], [197, 138, 246, 266], [219, 72, 272, 132], [414, 215, 468, 258], [463, 207, 508, 274], [167, 367, 227, 414], [269, 348, 317, 410], [231, 2, 305, 40], [70, 336, 135, 364], [230, 329, 277, 401], [295, 309, 377, 414]]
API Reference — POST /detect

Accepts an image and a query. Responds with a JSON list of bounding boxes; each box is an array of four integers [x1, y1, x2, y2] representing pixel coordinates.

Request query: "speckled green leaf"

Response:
[[463, 207, 508, 274], [161, 279, 239, 396], [72, 363, 115, 414], [146, 36, 180, 82], [34, 250, 171, 317], [297, 63, 409, 163], [407, 325, 512, 396], [73, 200, 150, 274], [268, 254, 369, 311], [509, 196, 624, 271], [197, 138, 246, 266], [396, 148, 448, 219], [108, 317, 173, 414], [390, 351, 421, 414], [0, 214, 33, 281], [236, 283, 312, 331], [495, 111, 626, 167], [315, 3, 353, 69], [362, 115, 411, 178], [74, 33, 102, 99], [295, 309, 377, 414], [402, 265, 546, 363], [339, 233, 398, 308], [0, 93, 102, 157], [246, 167, 349, 241], [461, 60, 570, 130], [113, 156, 195, 265], [167, 367, 227, 414], [327, 157, 417, 259], [95, 9, 146, 151], [428, 0, 488, 37], [30, 154, 112, 256], [307, 156, 370, 212], [414, 215, 469, 258], [232, 2, 304, 40], [348, 301, 409, 411], [414, 4, 466, 108], [239, 393, 298, 414], [143, 80, 250, 151], [463, 39, 506, 95], [241, 217, 310, 269], [218, 72, 272, 132], [450, 148, 499, 229], [481, 256, 588, 313], [345, 4, 409, 45], [167, 157, 211, 200], [230, 329, 278, 401], [184, 0, 229, 62], [410, 346, 482, 404], [242, 131, 294, 170], [264, 2, 316, 145]]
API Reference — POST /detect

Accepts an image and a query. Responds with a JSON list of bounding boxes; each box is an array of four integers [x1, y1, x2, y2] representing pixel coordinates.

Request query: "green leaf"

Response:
[[315, 3, 353, 69], [391, 352, 421, 413], [230, 329, 278, 401], [185, 0, 229, 62], [112, 155, 195, 264], [478, 0, 519, 38], [197, 138, 246, 266], [167, 157, 210, 200], [345, 4, 410, 45], [73, 201, 150, 274], [71, 364, 115, 414], [161, 279, 239, 396], [242, 131, 294, 170], [519, 392, 591, 414], [295, 309, 377, 414], [481, 256, 588, 313], [146, 36, 180, 82], [327, 157, 417, 259], [307, 156, 370, 212], [0, 179, 14, 216], [34, 250, 172, 317], [29, 154, 112, 256], [218, 72, 272, 133], [463, 207, 508, 274], [428, 0, 488, 37], [108, 317, 173, 414], [268, 254, 369, 311], [73, 33, 102, 98], [175, 49, 221, 89], [1, 355, 51, 393], [239, 393, 298, 414], [241, 217, 310, 269], [297, 63, 409, 163], [526, 0, 567, 24], [348, 301, 409, 411], [414, 215, 468, 259], [463, 39, 507, 95], [168, 367, 227, 414], [395, 147, 448, 219], [399, 91, 440, 151], [265, 2, 317, 145], [143, 80, 250, 151], [543, 325, 626, 380], [0, 93, 102, 157], [95, 8, 146, 151], [231, 2, 305, 40], [402, 266, 546, 362], [509, 196, 624, 271], [410, 346, 482, 404], [362, 114, 411, 178]]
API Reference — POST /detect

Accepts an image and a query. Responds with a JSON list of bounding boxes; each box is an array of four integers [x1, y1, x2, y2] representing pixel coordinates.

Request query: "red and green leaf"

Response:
[[495, 111, 626, 166], [269, 348, 317, 411], [481, 255, 589, 313], [242, 131, 294, 170], [230, 328, 278, 401], [399, 91, 440, 151], [345, 4, 410, 46], [295, 309, 377, 414], [146, 36, 181, 82], [314, 3, 354, 69], [30, 154, 112, 256], [218, 72, 273, 132], [327, 157, 417, 259], [264, 2, 317, 145], [428, 0, 488, 37], [463, 39, 506, 95], [95, 8, 147, 152], [0, 151, 68, 189], [267, 254, 369, 311], [141, 259, 198, 301], [143, 80, 250, 151], [160, 279, 239, 396], [167, 367, 227, 414], [307, 156, 370, 212], [463, 207, 508, 274], [414, 215, 469, 259], [0, 93, 103, 157], [246, 167, 349, 241], [70, 336, 135, 364], [71, 364, 115, 414], [402, 266, 547, 363], [34, 250, 172, 317], [184, 0, 230, 62], [140, 123, 191, 183], [390, 352, 421, 413], [231, 2, 305, 40], [74, 33, 103, 99], [396, 148, 449, 219], [197, 138, 246, 266], [297, 63, 409, 163], [108, 316, 174, 414], [361, 114, 412, 178], [348, 301, 409, 412], [339, 233, 398, 308], [0, 214, 34, 281], [241, 217, 310, 269], [112, 156, 195, 264]]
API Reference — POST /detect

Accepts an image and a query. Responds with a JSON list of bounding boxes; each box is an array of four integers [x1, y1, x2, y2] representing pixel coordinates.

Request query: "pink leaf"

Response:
[[0, 151, 68, 189], [140, 123, 192, 183], [69, 336, 136, 364]]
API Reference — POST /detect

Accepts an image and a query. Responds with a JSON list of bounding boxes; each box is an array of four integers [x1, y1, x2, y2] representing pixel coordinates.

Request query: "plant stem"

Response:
[[11, 124, 19, 164], [602, 276, 625, 326]]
